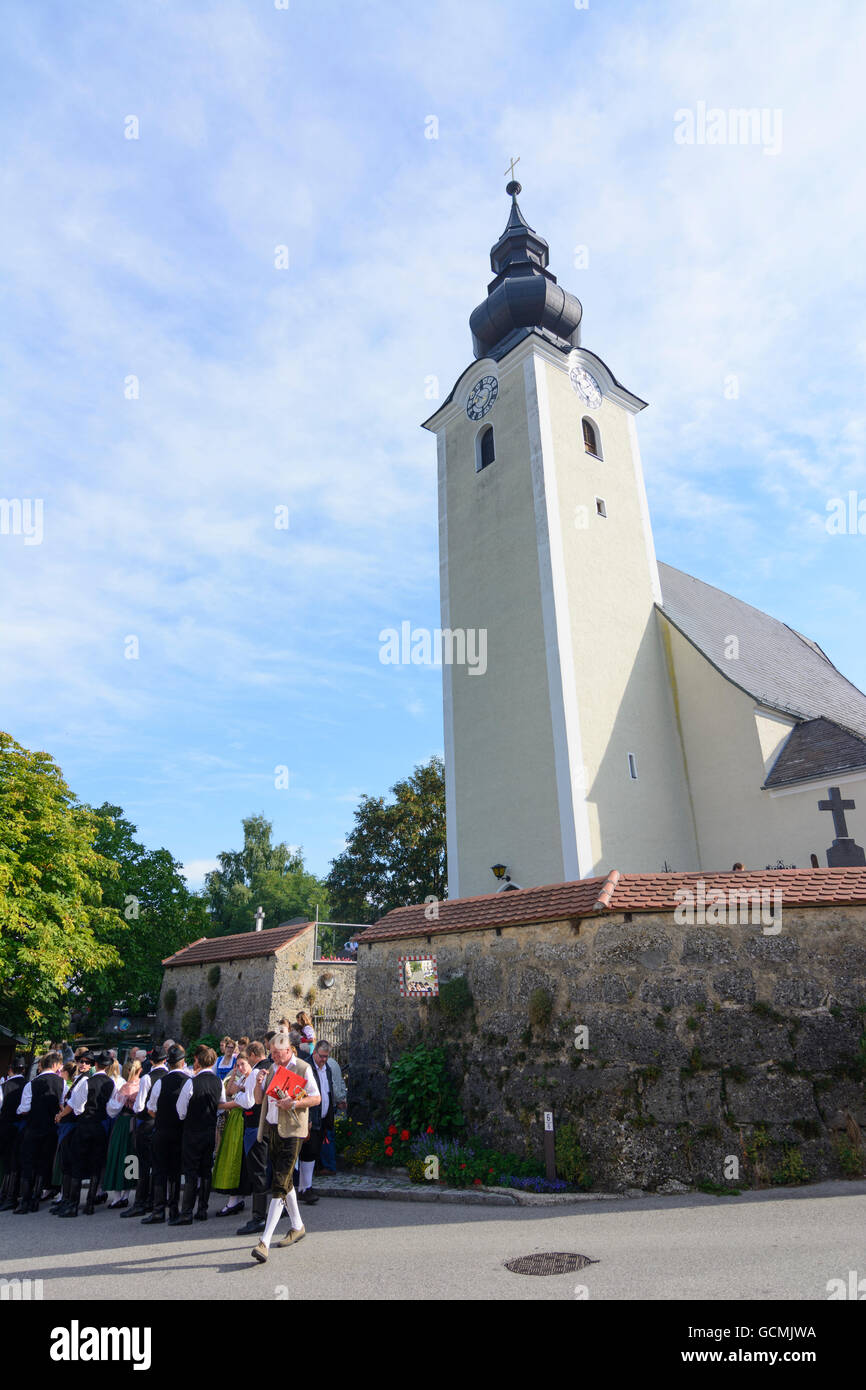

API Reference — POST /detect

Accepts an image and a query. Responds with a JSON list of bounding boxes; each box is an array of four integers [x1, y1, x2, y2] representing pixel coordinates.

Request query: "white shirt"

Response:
[[16, 1081, 32, 1114], [312, 1059, 331, 1117], [264, 1059, 319, 1126], [176, 1072, 226, 1120], [134, 1066, 169, 1114]]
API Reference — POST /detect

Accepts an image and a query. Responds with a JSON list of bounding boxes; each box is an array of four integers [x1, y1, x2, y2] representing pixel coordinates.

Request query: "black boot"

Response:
[[13, 1178, 33, 1214], [83, 1176, 99, 1215], [167, 1176, 180, 1223], [58, 1179, 81, 1217], [51, 1175, 72, 1213], [168, 1175, 196, 1226], [0, 1173, 20, 1212], [141, 1178, 166, 1224], [194, 1177, 211, 1221]]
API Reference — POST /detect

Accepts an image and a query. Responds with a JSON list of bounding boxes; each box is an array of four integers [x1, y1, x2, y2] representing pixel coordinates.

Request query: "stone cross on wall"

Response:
[[818, 786, 866, 867]]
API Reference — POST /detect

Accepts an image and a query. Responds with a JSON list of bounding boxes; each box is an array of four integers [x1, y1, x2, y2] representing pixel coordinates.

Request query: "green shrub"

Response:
[[387, 1045, 465, 1135], [528, 987, 553, 1030], [180, 1006, 202, 1041], [185, 1034, 220, 1055], [305, 988, 317, 1006], [771, 1146, 810, 1186], [207, 965, 221, 989], [437, 976, 473, 1022], [205, 999, 218, 1023], [554, 1122, 593, 1190], [292, 983, 302, 998], [163, 988, 177, 1014], [835, 1136, 864, 1177]]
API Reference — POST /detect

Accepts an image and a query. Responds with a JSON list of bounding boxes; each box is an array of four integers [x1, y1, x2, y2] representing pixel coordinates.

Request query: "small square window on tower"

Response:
[[595, 497, 607, 518], [628, 753, 638, 780]]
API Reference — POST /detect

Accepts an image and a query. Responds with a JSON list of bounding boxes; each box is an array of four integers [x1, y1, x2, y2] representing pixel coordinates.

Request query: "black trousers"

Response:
[[133, 1117, 155, 1202], [20, 1131, 57, 1186], [181, 1126, 215, 1180], [70, 1121, 108, 1181], [151, 1130, 183, 1182], [238, 1131, 269, 1195]]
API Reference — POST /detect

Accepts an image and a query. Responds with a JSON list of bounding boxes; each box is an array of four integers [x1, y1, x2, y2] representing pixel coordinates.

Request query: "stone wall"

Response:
[[155, 930, 356, 1043], [350, 907, 866, 1190]]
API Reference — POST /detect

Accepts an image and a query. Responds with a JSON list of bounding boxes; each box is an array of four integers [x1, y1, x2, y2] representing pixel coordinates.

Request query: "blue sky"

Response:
[[2, 0, 865, 891]]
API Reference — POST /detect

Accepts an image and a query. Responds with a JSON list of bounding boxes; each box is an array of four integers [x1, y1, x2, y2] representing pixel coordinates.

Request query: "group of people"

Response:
[[0, 1013, 346, 1264]]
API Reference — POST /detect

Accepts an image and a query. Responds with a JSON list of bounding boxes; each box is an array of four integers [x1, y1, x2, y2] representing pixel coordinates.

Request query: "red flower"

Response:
[[460, 1163, 466, 1169], [400, 1130, 409, 1142], [385, 1146, 394, 1156], [426, 1126, 434, 1134], [387, 1125, 397, 1136], [473, 1178, 482, 1186], [488, 1168, 494, 1174]]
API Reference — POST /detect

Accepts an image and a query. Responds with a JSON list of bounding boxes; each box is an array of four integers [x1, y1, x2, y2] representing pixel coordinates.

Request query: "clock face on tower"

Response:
[[569, 366, 603, 409], [466, 375, 499, 421]]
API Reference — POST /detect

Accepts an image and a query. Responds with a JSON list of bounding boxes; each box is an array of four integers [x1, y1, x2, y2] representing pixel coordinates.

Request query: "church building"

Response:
[[423, 179, 866, 899]]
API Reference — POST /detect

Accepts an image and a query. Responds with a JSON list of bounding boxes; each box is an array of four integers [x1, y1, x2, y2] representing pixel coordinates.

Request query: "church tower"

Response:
[[423, 181, 699, 898]]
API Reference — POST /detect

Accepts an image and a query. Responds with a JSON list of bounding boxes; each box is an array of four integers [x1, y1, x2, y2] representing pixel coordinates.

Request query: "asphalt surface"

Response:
[[1, 1180, 864, 1301]]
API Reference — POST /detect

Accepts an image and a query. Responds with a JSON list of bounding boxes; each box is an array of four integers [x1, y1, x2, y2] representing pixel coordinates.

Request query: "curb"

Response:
[[314, 1181, 641, 1208]]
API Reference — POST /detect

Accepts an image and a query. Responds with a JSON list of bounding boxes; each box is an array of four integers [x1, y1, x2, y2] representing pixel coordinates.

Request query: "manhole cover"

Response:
[[505, 1251, 599, 1277]]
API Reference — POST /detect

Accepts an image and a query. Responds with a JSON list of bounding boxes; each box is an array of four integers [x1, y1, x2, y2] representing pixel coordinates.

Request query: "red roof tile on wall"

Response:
[[162, 921, 313, 967], [357, 869, 866, 943]]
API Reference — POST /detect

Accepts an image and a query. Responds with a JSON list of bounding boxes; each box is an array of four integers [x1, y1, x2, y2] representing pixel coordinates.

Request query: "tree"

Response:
[[326, 756, 446, 924], [0, 733, 123, 1040], [76, 805, 211, 1026], [204, 815, 330, 937]]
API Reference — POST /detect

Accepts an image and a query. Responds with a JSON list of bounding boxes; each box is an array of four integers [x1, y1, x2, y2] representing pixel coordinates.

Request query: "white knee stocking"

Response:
[[284, 1186, 303, 1231], [299, 1160, 315, 1192], [262, 1195, 286, 1249]]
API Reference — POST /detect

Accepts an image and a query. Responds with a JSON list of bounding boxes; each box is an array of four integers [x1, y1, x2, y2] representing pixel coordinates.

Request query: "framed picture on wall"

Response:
[[398, 954, 439, 997]]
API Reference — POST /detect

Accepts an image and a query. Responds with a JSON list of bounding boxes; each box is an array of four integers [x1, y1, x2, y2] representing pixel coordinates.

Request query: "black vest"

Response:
[[138, 1065, 167, 1124], [79, 1073, 115, 1124], [155, 1070, 188, 1136], [187, 1071, 222, 1131], [27, 1072, 64, 1136], [0, 1077, 26, 1127], [242, 1061, 269, 1129]]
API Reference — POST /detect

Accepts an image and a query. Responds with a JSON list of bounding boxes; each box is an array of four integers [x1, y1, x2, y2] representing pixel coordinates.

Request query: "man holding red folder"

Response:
[[248, 1032, 319, 1263]]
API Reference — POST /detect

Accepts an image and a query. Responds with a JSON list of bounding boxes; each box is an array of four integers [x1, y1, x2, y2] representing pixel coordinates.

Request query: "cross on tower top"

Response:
[[504, 155, 520, 182], [818, 786, 856, 839]]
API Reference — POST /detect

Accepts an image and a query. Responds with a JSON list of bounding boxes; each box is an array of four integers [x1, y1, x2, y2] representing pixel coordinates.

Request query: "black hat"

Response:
[[149, 1044, 168, 1062], [77, 1050, 95, 1065], [93, 1050, 114, 1069], [166, 1044, 186, 1066]]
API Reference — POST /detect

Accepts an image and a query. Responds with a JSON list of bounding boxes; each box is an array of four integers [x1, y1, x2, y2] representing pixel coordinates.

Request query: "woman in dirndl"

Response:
[[103, 1057, 141, 1208], [211, 1053, 252, 1216]]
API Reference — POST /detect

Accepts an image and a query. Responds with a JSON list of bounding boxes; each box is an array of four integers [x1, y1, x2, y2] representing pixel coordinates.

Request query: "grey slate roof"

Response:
[[658, 563, 866, 741], [763, 717, 866, 788]]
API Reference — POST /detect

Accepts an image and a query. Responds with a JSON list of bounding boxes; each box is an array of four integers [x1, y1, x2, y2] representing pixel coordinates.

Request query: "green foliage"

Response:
[[697, 1181, 742, 1196], [204, 814, 330, 937], [554, 1122, 593, 1190], [528, 987, 553, 1030], [163, 988, 177, 1014], [292, 983, 302, 997], [835, 1136, 864, 1177], [723, 1064, 747, 1084], [771, 1146, 810, 1186], [185, 1034, 220, 1055], [205, 999, 218, 1023], [326, 756, 446, 924], [751, 1000, 784, 1023], [207, 965, 221, 989], [387, 1044, 465, 1135], [0, 733, 125, 1036], [180, 1005, 202, 1041], [437, 976, 473, 1022], [305, 987, 317, 1005], [76, 802, 210, 1024]]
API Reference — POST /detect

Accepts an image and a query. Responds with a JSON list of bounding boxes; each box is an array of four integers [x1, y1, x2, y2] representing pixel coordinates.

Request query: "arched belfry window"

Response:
[[475, 424, 495, 472], [582, 417, 602, 459]]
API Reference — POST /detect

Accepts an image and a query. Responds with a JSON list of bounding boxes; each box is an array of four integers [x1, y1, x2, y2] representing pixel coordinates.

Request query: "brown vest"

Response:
[[256, 1057, 315, 1142]]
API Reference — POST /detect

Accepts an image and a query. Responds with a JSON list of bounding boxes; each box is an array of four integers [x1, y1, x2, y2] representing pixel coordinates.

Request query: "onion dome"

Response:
[[469, 181, 583, 361]]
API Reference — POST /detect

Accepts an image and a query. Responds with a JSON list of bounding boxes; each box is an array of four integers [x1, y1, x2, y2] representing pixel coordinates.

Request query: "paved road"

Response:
[[1, 1181, 864, 1301]]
